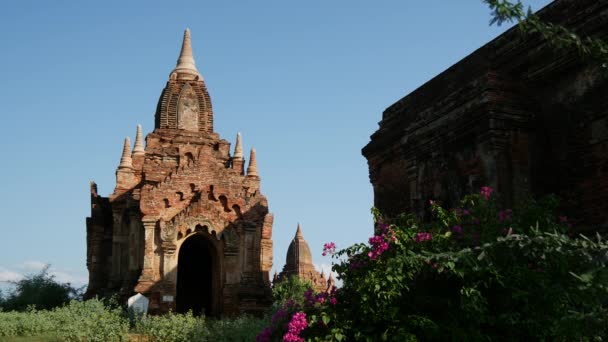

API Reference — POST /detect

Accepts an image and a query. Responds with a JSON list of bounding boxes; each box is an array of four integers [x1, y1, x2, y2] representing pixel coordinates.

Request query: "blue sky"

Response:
[[0, 0, 552, 288]]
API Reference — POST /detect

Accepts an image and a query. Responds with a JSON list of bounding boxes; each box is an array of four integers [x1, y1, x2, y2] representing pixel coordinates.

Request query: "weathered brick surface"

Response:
[[85, 30, 273, 316], [363, 0, 608, 231]]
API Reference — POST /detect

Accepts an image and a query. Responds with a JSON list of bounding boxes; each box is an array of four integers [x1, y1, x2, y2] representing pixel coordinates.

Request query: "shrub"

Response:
[[52, 299, 129, 341], [259, 188, 608, 341], [2, 265, 82, 312], [0, 298, 128, 341], [133, 311, 207, 342], [205, 315, 268, 341], [272, 276, 314, 308]]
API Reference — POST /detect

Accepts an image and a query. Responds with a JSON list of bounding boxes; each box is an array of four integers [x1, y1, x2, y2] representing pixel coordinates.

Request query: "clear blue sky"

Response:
[[0, 0, 552, 287]]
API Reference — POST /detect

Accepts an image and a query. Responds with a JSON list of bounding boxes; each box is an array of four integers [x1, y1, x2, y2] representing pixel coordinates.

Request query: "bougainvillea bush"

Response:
[[260, 188, 608, 341]]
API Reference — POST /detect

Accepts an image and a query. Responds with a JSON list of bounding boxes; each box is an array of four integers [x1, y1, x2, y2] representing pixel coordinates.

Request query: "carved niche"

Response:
[[222, 226, 240, 255], [177, 84, 199, 131]]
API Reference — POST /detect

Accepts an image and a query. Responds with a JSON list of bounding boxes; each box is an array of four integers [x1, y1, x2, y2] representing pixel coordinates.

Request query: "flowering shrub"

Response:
[[260, 187, 608, 341], [258, 286, 341, 342]]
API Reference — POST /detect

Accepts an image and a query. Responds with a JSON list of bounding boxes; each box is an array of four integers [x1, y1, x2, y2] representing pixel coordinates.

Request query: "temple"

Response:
[[273, 224, 333, 293], [85, 29, 274, 316], [363, 0, 608, 231]]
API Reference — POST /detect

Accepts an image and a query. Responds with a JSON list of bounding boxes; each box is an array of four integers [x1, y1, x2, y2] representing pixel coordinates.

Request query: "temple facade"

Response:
[[85, 29, 274, 316], [363, 0, 608, 231], [273, 224, 334, 293]]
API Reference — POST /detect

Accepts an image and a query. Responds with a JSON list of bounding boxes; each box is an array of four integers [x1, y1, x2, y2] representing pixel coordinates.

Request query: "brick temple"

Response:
[[85, 29, 274, 315], [273, 224, 335, 293], [363, 0, 608, 230]]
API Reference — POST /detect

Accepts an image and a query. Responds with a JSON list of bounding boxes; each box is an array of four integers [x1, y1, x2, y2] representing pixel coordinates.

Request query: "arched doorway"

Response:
[[176, 233, 216, 316]]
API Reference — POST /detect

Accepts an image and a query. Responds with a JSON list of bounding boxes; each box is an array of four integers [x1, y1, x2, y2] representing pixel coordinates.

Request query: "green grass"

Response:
[[0, 337, 61, 342]]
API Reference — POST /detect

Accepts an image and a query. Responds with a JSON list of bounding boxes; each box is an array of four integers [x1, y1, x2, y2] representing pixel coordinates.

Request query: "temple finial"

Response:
[[118, 137, 133, 169], [171, 28, 201, 79], [90, 181, 98, 196], [133, 124, 145, 156], [295, 223, 303, 239], [246, 148, 258, 177], [233, 132, 243, 159]]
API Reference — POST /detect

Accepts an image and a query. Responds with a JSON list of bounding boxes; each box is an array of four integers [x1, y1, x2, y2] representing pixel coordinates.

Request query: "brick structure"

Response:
[[273, 224, 331, 293], [85, 29, 274, 316], [362, 0, 608, 231]]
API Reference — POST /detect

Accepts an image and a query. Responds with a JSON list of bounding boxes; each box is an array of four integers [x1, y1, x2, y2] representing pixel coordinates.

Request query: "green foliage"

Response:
[[0, 302, 266, 341], [483, 0, 608, 69], [0, 298, 129, 341], [1, 265, 82, 312], [272, 276, 314, 308], [133, 311, 206, 342], [259, 189, 608, 341], [205, 315, 268, 341], [331, 191, 608, 340]]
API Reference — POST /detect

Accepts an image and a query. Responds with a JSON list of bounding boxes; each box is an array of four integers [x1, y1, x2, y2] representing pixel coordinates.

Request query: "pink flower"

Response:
[[376, 222, 389, 234], [304, 288, 314, 305], [256, 327, 273, 342], [480, 186, 493, 200], [330, 297, 337, 305], [414, 232, 432, 243], [451, 225, 463, 234], [283, 312, 308, 342], [322, 242, 336, 256], [314, 292, 327, 304], [368, 235, 390, 260], [498, 209, 513, 223]]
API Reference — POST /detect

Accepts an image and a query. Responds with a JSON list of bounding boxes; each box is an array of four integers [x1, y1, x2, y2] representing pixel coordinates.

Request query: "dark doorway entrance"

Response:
[[176, 234, 214, 316]]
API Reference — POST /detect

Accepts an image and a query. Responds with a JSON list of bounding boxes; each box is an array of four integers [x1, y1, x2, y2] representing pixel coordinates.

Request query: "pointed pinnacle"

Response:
[[246, 148, 258, 177], [295, 223, 303, 239], [171, 28, 200, 78], [133, 124, 145, 156], [233, 132, 243, 159], [118, 137, 133, 169]]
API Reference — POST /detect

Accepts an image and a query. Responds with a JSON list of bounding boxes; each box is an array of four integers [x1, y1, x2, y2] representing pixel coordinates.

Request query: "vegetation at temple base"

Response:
[[0, 300, 266, 342], [258, 188, 608, 341], [0, 269, 265, 342]]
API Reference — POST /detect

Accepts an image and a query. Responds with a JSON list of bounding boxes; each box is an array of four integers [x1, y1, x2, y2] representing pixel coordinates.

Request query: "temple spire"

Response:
[[133, 124, 145, 156], [295, 223, 303, 239], [171, 28, 201, 79], [246, 148, 258, 177], [233, 132, 243, 159], [118, 137, 133, 169]]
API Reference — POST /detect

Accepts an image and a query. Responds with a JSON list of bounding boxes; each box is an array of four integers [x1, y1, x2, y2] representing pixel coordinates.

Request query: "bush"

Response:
[[0, 299, 266, 341], [133, 311, 207, 342], [272, 276, 314, 308], [205, 315, 268, 341], [0, 298, 129, 341], [259, 188, 608, 341], [1, 265, 82, 312]]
